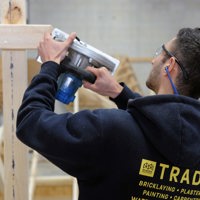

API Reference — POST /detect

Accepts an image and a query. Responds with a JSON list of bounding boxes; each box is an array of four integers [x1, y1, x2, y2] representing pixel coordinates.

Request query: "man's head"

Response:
[[146, 28, 200, 98]]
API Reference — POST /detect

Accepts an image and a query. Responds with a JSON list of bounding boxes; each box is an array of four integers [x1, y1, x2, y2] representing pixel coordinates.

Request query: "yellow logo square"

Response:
[[139, 159, 157, 178]]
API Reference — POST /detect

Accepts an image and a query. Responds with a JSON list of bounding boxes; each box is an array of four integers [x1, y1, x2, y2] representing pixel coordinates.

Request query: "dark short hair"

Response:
[[172, 28, 200, 98]]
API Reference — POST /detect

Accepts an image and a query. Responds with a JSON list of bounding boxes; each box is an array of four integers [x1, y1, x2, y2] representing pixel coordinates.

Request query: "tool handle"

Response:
[[60, 62, 96, 84]]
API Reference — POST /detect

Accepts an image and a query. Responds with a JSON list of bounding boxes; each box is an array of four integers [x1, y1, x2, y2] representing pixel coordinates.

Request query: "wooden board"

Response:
[[2, 50, 29, 200], [1, 0, 26, 24], [0, 24, 52, 49]]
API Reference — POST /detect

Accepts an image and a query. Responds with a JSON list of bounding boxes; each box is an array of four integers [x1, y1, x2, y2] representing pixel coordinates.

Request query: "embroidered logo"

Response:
[[139, 159, 157, 178]]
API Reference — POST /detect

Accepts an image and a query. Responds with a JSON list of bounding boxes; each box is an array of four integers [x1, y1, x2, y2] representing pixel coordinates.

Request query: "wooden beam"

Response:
[[1, 0, 26, 24], [0, 126, 4, 185], [1, 1, 30, 200], [0, 24, 53, 49], [29, 151, 39, 200], [0, 160, 4, 188], [2, 50, 29, 200]]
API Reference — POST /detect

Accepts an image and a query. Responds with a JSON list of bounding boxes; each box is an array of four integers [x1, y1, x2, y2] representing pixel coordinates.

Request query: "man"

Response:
[[17, 28, 200, 200]]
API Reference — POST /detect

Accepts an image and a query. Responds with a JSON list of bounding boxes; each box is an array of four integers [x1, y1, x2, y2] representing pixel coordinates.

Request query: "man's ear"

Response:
[[165, 57, 176, 73]]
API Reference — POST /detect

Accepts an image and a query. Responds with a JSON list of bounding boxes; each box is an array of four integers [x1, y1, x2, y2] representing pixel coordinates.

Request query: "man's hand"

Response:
[[83, 67, 123, 99], [38, 32, 76, 64]]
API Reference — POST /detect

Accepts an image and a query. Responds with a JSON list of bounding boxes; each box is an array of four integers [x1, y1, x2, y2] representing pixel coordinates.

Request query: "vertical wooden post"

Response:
[[2, 51, 28, 200], [1, 0, 26, 24], [1, 0, 29, 200]]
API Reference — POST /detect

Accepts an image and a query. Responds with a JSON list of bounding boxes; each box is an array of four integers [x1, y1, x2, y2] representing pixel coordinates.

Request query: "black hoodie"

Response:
[[17, 61, 200, 200]]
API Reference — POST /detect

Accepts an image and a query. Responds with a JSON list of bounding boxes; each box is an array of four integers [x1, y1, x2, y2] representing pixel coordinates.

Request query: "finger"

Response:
[[44, 31, 51, 40], [38, 41, 43, 51], [99, 66, 110, 73], [69, 32, 77, 40], [64, 32, 77, 47], [85, 66, 95, 72], [85, 66, 100, 76], [83, 81, 96, 89]]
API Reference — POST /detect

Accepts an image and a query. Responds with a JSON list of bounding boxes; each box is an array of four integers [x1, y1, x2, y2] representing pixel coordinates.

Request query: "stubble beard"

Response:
[[146, 65, 162, 94]]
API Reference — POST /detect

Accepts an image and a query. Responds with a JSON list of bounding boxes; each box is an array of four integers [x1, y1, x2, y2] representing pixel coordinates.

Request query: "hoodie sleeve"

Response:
[[110, 83, 142, 110], [16, 61, 105, 179]]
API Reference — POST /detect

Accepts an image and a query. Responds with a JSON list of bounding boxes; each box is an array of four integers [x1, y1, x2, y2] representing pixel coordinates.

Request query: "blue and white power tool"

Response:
[[38, 28, 120, 104]]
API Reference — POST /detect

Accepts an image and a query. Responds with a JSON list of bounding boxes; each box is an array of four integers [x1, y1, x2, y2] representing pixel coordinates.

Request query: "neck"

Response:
[[157, 87, 174, 95], [157, 78, 176, 95]]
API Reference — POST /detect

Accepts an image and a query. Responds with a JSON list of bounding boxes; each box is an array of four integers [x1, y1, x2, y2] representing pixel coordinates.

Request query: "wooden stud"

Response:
[[1, 0, 29, 199], [1, 0, 27, 199], [0, 126, 4, 185], [2, 49, 29, 200], [0, 24, 53, 49], [1, 0, 26, 24]]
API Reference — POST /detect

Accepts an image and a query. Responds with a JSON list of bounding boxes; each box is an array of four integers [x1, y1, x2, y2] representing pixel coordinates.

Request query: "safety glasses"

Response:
[[155, 45, 189, 80]]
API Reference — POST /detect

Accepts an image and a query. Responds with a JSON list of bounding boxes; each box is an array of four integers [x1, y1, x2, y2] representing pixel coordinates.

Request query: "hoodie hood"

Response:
[[127, 94, 200, 168]]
